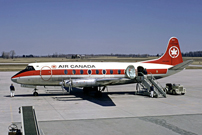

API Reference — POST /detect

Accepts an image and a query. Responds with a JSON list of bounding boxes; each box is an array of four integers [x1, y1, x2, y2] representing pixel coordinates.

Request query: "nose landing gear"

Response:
[[33, 88, 38, 96]]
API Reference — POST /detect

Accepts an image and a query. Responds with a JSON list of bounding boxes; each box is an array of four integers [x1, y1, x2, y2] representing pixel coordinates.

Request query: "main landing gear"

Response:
[[83, 86, 107, 97], [33, 88, 38, 96]]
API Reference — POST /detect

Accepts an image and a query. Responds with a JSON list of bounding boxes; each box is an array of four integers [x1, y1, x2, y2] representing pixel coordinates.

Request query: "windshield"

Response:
[[13, 66, 35, 77], [25, 66, 35, 71]]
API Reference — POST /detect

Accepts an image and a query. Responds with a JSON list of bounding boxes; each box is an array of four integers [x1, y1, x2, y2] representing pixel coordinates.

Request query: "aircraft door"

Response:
[[125, 65, 136, 79], [137, 66, 147, 76], [40, 66, 52, 81]]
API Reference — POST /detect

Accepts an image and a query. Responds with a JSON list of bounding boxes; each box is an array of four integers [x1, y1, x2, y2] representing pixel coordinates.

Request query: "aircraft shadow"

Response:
[[5, 88, 145, 106], [54, 88, 117, 107], [4, 88, 116, 106]]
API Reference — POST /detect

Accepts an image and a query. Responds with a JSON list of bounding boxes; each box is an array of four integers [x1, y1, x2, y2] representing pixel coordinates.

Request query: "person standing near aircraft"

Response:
[[143, 68, 147, 75], [150, 84, 154, 98], [10, 84, 15, 97]]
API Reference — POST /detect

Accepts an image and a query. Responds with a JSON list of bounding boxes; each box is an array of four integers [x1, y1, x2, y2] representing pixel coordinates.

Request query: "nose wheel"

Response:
[[33, 92, 38, 96], [33, 88, 38, 96]]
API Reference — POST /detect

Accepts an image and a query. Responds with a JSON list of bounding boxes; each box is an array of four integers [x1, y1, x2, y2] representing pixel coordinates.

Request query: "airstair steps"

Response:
[[136, 75, 166, 98], [148, 77, 166, 98]]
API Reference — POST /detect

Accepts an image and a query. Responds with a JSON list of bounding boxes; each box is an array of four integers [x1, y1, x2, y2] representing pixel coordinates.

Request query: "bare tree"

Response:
[[2, 51, 16, 59], [1, 51, 10, 59], [2, 51, 5, 58], [10, 50, 16, 59]]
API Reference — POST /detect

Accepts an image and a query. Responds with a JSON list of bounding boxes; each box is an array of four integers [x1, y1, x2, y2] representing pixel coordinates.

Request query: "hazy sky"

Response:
[[1, 0, 202, 56]]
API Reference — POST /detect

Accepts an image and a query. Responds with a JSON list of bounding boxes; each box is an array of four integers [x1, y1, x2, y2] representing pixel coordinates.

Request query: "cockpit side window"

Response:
[[26, 66, 35, 71]]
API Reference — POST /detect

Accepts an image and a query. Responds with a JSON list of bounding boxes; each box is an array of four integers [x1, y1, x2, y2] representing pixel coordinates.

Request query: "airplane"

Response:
[[11, 37, 193, 97]]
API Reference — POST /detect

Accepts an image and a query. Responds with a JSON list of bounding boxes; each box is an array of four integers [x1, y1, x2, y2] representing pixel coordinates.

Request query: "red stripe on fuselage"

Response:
[[12, 69, 167, 78], [146, 69, 167, 74]]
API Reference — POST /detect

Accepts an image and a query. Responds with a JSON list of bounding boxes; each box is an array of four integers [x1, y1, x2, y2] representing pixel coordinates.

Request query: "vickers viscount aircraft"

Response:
[[11, 37, 192, 96]]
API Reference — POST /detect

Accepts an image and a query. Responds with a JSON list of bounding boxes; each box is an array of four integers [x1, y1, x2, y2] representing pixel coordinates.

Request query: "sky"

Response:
[[1, 0, 202, 56]]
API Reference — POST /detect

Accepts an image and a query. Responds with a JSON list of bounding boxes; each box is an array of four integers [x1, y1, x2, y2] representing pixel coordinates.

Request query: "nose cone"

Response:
[[11, 76, 18, 83]]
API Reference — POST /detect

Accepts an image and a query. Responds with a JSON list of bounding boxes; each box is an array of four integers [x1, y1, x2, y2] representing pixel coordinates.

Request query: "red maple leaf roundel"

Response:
[[169, 46, 179, 58], [51, 65, 57, 69]]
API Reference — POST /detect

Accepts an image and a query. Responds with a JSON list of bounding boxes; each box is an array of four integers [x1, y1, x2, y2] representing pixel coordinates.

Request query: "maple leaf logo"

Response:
[[169, 46, 179, 58], [171, 48, 177, 55], [51, 65, 57, 69]]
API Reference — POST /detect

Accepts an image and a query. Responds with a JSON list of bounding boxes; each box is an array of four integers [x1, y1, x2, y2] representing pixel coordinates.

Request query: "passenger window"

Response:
[[103, 70, 106, 74], [72, 70, 76, 75], [88, 69, 92, 75], [80, 70, 83, 74], [118, 70, 121, 74], [64, 70, 68, 75], [96, 70, 99, 74], [110, 70, 113, 74]]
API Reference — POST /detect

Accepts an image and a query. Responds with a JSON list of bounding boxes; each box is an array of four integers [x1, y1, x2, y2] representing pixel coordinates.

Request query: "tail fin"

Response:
[[144, 37, 183, 66]]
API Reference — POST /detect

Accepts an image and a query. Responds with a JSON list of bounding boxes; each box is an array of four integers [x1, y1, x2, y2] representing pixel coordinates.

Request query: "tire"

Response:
[[33, 92, 38, 96], [172, 90, 176, 95]]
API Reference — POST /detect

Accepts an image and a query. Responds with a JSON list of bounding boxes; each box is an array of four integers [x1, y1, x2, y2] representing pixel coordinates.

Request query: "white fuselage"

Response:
[[12, 62, 173, 86]]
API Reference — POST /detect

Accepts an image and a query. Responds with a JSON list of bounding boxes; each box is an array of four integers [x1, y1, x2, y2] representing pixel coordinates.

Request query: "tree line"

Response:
[[1, 50, 202, 59], [181, 51, 202, 57]]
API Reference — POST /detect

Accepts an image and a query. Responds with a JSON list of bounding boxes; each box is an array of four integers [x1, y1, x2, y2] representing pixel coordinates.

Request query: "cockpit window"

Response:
[[26, 66, 35, 71]]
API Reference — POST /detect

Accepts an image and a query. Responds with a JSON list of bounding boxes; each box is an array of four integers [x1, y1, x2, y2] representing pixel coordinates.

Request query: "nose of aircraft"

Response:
[[11, 76, 18, 83]]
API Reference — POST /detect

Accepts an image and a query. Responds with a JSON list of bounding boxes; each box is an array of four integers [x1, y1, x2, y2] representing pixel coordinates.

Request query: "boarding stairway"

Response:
[[136, 73, 166, 98], [20, 106, 41, 135], [8, 106, 41, 135]]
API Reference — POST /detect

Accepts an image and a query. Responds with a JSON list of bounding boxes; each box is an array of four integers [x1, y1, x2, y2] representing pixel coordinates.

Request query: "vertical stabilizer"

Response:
[[144, 37, 183, 66]]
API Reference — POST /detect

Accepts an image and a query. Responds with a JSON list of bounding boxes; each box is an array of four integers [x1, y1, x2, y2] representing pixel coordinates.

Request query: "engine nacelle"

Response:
[[61, 79, 97, 87], [125, 65, 136, 79]]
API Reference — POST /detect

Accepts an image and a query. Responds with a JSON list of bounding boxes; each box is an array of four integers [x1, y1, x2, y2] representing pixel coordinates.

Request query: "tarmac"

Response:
[[0, 69, 202, 135]]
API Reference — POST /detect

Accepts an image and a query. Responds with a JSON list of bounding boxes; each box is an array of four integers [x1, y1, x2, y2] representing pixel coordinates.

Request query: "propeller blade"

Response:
[[60, 81, 65, 94], [136, 83, 139, 91]]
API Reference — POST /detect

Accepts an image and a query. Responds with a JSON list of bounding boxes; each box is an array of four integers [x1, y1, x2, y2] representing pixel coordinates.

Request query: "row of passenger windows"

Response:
[[64, 69, 122, 75]]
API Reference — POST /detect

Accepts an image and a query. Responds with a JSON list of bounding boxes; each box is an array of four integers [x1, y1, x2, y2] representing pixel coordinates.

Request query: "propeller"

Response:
[[59, 80, 65, 94], [59, 79, 73, 94], [65, 78, 72, 94]]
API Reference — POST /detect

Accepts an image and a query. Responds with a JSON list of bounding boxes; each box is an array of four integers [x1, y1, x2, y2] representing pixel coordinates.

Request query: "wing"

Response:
[[96, 78, 134, 86]]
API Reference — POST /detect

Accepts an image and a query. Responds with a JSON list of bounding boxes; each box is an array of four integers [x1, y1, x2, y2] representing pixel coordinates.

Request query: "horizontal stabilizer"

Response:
[[169, 60, 193, 70]]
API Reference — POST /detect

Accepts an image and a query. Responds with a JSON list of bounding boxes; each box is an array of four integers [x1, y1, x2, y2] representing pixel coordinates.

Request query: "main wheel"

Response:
[[33, 92, 38, 96]]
